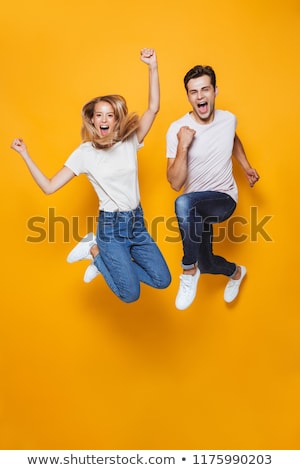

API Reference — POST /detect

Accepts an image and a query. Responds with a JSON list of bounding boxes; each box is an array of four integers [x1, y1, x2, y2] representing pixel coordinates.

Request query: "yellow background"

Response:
[[1, 0, 300, 450]]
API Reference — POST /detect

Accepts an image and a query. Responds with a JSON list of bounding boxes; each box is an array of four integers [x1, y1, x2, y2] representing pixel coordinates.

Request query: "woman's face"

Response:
[[91, 101, 116, 138]]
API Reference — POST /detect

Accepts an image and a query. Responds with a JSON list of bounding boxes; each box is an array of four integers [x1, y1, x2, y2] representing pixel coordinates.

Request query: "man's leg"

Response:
[[174, 191, 244, 308], [197, 222, 236, 276], [198, 212, 247, 302], [174, 193, 202, 310]]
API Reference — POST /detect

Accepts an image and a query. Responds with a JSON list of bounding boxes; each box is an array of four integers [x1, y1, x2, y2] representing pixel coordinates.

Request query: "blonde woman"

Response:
[[11, 48, 171, 303]]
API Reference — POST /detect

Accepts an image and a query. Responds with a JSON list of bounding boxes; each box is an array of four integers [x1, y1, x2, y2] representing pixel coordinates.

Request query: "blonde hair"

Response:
[[81, 95, 139, 149]]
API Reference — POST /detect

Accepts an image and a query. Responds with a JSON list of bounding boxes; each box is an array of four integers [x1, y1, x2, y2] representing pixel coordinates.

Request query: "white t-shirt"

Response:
[[65, 133, 144, 211], [166, 110, 238, 202]]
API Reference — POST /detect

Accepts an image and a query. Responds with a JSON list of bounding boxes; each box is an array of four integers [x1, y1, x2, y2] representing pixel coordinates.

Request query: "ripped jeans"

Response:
[[93, 204, 171, 303], [175, 191, 237, 277]]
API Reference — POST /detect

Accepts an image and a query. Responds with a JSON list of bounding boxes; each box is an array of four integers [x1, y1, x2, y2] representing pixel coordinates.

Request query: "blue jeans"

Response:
[[175, 191, 237, 276], [93, 204, 171, 303]]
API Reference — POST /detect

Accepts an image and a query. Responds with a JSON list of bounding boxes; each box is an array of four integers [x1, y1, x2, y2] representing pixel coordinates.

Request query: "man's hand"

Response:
[[245, 167, 260, 187], [177, 126, 196, 150]]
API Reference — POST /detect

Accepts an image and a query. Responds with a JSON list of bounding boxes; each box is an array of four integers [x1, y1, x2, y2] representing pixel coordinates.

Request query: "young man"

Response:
[[166, 65, 259, 310]]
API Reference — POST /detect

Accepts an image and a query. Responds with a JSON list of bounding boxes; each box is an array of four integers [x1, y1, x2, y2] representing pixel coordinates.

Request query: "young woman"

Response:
[[11, 48, 171, 303]]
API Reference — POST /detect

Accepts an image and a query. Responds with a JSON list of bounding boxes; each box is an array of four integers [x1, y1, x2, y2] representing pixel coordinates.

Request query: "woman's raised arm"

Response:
[[136, 48, 160, 144]]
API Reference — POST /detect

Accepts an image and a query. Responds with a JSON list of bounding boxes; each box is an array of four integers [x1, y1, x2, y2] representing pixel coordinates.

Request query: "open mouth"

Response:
[[197, 101, 208, 114], [99, 125, 110, 136]]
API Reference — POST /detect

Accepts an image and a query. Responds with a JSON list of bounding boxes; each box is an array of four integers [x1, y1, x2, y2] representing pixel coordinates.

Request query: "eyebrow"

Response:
[[188, 85, 212, 92]]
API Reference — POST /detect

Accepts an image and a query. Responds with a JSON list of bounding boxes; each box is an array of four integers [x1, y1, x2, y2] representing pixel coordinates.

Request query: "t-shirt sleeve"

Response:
[[64, 145, 86, 176], [166, 123, 178, 159], [133, 132, 144, 151]]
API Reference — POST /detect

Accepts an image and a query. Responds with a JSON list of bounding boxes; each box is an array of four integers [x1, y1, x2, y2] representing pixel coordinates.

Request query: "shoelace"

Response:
[[179, 275, 194, 292], [226, 279, 236, 288]]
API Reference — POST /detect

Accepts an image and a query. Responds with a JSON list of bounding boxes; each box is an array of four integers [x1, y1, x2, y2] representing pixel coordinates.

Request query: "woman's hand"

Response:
[[140, 48, 157, 67], [11, 138, 28, 156]]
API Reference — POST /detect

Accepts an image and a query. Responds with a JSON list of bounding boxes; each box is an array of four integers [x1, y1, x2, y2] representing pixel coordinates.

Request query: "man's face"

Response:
[[186, 75, 218, 124]]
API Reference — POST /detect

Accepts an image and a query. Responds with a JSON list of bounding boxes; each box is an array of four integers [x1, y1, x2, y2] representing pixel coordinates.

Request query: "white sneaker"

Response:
[[67, 233, 96, 263], [224, 265, 247, 303], [175, 268, 200, 310], [84, 263, 100, 283]]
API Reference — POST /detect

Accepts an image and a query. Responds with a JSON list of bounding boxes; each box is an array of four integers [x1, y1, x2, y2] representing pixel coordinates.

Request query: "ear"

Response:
[[215, 86, 219, 97]]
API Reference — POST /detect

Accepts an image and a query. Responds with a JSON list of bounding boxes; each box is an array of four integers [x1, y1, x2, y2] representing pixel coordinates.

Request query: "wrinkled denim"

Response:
[[93, 205, 171, 303], [175, 191, 237, 276]]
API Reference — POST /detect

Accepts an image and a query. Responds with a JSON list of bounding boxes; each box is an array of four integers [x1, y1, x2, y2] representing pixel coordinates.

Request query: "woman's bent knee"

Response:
[[121, 294, 140, 303], [160, 273, 172, 289], [119, 286, 140, 303]]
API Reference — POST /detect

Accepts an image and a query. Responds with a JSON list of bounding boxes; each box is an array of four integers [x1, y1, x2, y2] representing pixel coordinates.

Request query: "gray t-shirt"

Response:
[[166, 110, 238, 202]]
